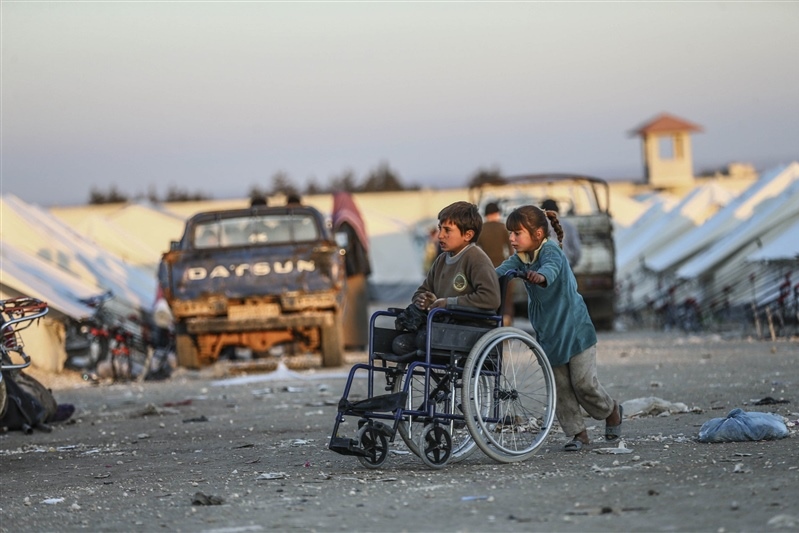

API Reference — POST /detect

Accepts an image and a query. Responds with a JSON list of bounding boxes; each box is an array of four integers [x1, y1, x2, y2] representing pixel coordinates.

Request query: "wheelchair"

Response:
[[329, 271, 557, 469]]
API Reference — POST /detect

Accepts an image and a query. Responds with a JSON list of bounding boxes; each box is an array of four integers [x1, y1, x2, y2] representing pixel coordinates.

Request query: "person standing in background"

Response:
[[541, 199, 582, 267], [477, 202, 514, 324], [422, 225, 442, 273], [332, 192, 372, 351]]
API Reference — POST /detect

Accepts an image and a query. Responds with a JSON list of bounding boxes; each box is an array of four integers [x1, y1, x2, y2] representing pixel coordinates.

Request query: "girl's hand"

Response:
[[524, 271, 546, 286]]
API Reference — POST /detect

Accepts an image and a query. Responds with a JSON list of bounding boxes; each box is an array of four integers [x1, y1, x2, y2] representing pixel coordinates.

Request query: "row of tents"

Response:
[[1, 162, 797, 370], [615, 162, 799, 335]]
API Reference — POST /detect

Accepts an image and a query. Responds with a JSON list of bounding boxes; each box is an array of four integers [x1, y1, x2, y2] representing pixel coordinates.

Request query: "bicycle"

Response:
[[71, 291, 171, 383], [1, 296, 50, 418]]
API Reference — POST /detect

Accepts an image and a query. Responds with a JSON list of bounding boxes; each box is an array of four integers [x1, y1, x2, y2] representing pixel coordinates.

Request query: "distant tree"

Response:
[[164, 186, 210, 202], [269, 171, 300, 198], [248, 184, 269, 205], [304, 177, 323, 196], [146, 185, 160, 203], [467, 166, 505, 188], [361, 162, 404, 192], [88, 185, 129, 204], [330, 169, 359, 193]]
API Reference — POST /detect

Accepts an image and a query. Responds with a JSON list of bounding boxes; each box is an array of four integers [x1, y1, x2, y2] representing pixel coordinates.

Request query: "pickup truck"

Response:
[[158, 205, 346, 368], [470, 174, 617, 330]]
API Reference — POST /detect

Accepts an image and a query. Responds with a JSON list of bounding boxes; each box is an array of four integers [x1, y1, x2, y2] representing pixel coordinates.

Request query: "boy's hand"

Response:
[[429, 298, 447, 309], [414, 291, 437, 310]]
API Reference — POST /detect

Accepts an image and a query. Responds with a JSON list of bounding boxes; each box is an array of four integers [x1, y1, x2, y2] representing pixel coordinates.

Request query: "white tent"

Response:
[[644, 163, 799, 273], [747, 218, 799, 262], [616, 182, 736, 279], [0, 194, 157, 318], [615, 162, 799, 330], [676, 180, 799, 280], [50, 202, 188, 271]]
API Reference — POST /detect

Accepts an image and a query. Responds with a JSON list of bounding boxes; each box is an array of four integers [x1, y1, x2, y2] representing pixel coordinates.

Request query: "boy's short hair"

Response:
[[438, 201, 483, 242]]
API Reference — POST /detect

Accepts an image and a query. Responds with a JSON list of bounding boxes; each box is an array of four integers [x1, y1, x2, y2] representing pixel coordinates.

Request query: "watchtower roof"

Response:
[[630, 113, 703, 136]]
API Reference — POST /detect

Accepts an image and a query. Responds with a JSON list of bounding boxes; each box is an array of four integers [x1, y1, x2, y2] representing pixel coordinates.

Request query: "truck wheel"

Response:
[[176, 334, 202, 369], [321, 312, 344, 368]]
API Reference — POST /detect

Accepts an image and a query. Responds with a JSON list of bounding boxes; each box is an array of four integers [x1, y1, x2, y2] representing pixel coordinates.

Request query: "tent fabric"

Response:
[[617, 182, 735, 277], [1, 194, 156, 319], [746, 218, 799, 262], [0, 240, 98, 319], [643, 163, 799, 273], [676, 179, 799, 279]]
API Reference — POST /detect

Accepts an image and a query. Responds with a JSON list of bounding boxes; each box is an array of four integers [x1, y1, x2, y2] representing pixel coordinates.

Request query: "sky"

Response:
[[2, 2, 798, 207]]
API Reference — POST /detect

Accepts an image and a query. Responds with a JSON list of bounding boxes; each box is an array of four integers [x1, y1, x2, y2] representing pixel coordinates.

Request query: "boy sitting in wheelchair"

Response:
[[390, 201, 501, 359]]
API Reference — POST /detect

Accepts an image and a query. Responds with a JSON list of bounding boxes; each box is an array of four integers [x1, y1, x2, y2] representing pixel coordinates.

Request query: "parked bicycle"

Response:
[[1, 296, 50, 417], [66, 291, 172, 383]]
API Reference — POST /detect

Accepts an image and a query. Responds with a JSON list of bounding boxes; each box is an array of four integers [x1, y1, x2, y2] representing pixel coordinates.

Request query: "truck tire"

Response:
[[321, 312, 344, 368], [176, 334, 202, 369]]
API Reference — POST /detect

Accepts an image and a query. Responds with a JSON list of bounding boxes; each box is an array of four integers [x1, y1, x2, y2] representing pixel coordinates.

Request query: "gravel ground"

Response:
[[1, 330, 797, 533]]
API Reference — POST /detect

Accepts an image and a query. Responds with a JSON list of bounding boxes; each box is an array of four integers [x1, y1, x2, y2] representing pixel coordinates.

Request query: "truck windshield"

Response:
[[194, 214, 319, 249], [476, 180, 607, 217]]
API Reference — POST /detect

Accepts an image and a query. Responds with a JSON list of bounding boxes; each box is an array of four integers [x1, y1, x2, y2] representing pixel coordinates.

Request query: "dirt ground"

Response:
[[1, 329, 797, 533]]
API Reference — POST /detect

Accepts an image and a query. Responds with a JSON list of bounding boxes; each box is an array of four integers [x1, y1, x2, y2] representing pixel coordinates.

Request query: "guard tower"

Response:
[[631, 113, 703, 189]]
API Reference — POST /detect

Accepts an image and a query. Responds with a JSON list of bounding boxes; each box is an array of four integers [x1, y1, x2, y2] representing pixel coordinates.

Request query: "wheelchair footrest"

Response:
[[338, 391, 408, 414], [329, 437, 367, 457]]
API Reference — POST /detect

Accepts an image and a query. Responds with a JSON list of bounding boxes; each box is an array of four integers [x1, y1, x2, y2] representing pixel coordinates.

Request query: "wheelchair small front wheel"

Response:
[[393, 365, 478, 463], [356, 425, 389, 469], [417, 424, 452, 469]]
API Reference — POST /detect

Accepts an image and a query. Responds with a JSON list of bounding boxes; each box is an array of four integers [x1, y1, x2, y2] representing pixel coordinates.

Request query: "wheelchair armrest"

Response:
[[447, 305, 496, 317], [428, 307, 501, 330]]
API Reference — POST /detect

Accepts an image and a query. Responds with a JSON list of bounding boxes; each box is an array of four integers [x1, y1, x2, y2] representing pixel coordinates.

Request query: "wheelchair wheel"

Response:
[[462, 327, 556, 463], [356, 425, 389, 469], [392, 365, 478, 463], [417, 424, 451, 469]]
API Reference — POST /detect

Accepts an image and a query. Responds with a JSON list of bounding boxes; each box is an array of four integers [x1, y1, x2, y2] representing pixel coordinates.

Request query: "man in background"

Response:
[[477, 202, 514, 325], [542, 198, 582, 267]]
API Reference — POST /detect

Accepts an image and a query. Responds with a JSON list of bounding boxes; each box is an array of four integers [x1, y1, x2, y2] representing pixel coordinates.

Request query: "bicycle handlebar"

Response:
[[1, 296, 49, 371]]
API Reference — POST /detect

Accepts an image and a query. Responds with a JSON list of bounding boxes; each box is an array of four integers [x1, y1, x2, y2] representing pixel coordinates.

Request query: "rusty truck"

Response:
[[158, 204, 346, 369]]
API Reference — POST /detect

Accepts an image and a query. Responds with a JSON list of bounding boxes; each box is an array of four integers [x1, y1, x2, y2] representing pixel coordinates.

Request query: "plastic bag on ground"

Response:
[[621, 396, 689, 417], [698, 408, 789, 443]]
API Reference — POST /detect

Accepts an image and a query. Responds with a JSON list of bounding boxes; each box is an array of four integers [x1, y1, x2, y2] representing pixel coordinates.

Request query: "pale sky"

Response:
[[2, 1, 797, 206]]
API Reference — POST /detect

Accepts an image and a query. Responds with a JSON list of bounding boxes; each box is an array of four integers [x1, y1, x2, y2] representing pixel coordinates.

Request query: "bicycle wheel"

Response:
[[392, 364, 480, 463], [462, 327, 556, 463]]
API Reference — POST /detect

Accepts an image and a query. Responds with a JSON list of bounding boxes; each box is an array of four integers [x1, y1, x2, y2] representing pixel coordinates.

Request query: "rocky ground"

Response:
[[1, 330, 797, 533]]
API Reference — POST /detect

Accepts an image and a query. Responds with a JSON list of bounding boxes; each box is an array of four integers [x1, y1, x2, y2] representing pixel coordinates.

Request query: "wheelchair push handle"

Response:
[[502, 268, 546, 286], [501, 269, 528, 280]]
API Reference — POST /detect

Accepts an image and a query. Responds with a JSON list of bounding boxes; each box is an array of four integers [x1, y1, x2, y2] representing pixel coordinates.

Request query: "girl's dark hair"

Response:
[[438, 201, 483, 241], [506, 205, 564, 249]]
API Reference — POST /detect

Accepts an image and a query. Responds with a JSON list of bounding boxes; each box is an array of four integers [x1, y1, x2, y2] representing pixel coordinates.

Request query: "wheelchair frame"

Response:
[[329, 272, 557, 469]]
